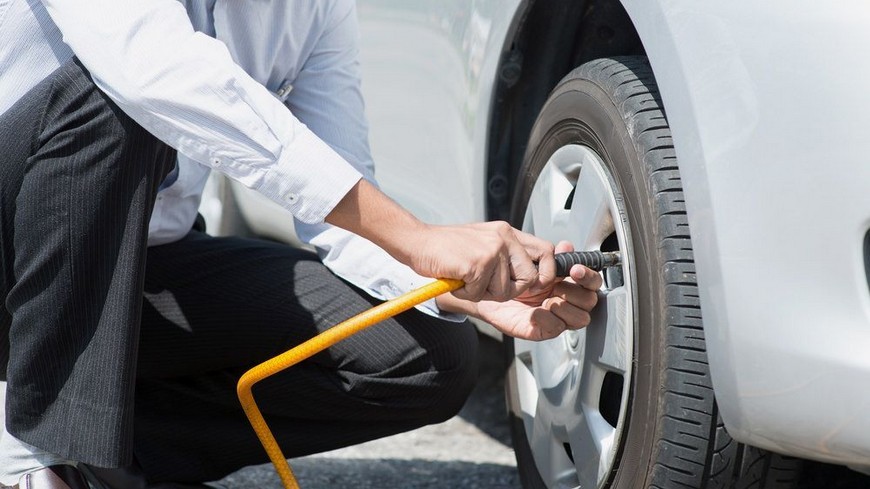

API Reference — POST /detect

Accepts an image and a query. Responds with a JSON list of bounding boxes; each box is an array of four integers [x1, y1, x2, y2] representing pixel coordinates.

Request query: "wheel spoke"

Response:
[[566, 151, 615, 250], [568, 405, 616, 488], [513, 337, 579, 420], [527, 395, 577, 487], [511, 346, 538, 418], [578, 361, 606, 407], [524, 161, 575, 244], [586, 286, 631, 373], [513, 337, 535, 357], [530, 336, 575, 391]]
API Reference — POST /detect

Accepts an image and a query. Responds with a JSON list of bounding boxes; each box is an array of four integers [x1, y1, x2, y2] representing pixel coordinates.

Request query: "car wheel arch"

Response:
[[484, 0, 645, 222], [484, 0, 742, 439]]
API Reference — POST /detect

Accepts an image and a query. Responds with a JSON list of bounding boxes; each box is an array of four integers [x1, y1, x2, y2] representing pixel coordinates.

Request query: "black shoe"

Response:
[[79, 463, 215, 489], [0, 465, 90, 489]]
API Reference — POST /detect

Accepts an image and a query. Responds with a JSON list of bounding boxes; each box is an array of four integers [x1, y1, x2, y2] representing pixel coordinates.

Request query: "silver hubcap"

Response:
[[510, 145, 634, 489]]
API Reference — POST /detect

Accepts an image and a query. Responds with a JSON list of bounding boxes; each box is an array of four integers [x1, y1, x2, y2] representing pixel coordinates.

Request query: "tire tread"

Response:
[[575, 57, 802, 489]]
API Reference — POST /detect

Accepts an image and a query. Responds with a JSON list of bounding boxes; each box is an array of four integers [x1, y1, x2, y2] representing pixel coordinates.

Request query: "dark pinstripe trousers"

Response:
[[0, 59, 479, 483]]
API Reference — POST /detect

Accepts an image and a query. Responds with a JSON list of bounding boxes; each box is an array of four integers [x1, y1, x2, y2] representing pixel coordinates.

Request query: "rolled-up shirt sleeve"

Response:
[[41, 0, 361, 223]]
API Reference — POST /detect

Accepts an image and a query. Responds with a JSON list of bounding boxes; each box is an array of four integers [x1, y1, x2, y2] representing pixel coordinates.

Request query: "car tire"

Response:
[[504, 56, 802, 489]]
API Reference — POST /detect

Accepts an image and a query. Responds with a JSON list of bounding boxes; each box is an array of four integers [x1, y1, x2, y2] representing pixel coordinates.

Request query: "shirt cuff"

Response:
[[297, 221, 467, 323], [256, 127, 362, 224]]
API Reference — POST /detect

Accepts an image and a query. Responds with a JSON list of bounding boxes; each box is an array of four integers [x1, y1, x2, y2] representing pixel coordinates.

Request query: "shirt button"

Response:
[[277, 83, 293, 97], [285, 193, 299, 204], [212, 158, 222, 167]]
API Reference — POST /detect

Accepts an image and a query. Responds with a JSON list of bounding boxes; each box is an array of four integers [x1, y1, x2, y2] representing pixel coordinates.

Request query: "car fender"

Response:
[[621, 0, 870, 464]]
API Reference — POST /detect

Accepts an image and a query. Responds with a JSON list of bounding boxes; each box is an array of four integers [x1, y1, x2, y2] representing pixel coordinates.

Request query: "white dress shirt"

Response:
[[0, 0, 459, 319]]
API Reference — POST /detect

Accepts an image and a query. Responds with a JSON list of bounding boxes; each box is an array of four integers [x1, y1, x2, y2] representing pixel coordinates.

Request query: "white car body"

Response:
[[209, 0, 870, 472]]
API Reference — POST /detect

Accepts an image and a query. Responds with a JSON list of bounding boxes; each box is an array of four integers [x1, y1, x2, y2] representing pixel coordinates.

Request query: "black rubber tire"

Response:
[[504, 57, 802, 489]]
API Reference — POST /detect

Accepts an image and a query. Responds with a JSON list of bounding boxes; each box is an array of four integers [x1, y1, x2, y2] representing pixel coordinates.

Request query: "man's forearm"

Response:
[[325, 179, 428, 267], [326, 179, 548, 302]]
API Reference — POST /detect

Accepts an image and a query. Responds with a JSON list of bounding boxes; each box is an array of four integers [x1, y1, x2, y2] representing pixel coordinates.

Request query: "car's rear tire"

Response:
[[504, 56, 802, 489]]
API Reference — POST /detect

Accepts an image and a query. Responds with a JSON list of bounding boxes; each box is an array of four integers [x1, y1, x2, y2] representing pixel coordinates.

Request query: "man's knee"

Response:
[[342, 317, 480, 424], [420, 323, 479, 424]]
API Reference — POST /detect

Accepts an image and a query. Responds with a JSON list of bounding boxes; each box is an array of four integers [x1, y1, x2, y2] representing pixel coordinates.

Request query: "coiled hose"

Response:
[[237, 251, 619, 489]]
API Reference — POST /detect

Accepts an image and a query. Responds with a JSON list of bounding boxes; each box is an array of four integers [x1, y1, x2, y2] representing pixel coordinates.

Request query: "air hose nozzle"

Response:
[[554, 251, 622, 276]]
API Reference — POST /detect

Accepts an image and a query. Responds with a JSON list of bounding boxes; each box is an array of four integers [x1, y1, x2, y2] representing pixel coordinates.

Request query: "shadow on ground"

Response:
[[798, 463, 870, 489], [222, 458, 519, 489], [456, 333, 512, 447]]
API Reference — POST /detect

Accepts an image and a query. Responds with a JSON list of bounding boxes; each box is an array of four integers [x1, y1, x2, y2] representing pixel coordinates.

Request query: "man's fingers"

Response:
[[508, 258, 538, 298], [542, 297, 592, 330], [454, 280, 484, 301], [453, 258, 494, 301], [551, 283, 599, 311], [570, 264, 604, 291], [513, 231, 556, 286], [487, 249, 514, 301], [525, 309, 568, 341], [504, 233, 539, 298], [554, 240, 574, 255], [518, 300, 591, 340]]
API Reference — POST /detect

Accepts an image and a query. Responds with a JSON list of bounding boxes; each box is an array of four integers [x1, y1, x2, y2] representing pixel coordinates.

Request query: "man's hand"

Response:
[[408, 221, 556, 302], [325, 179, 555, 302], [325, 180, 601, 338], [438, 241, 603, 341]]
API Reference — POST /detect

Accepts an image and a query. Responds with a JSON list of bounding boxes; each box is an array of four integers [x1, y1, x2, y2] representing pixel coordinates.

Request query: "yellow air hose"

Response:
[[236, 277, 465, 489]]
